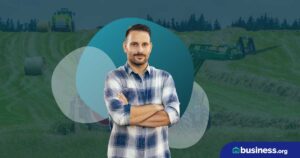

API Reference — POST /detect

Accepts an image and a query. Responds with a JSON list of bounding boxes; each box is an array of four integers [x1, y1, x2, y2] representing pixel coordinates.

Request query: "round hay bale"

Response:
[[24, 56, 44, 76]]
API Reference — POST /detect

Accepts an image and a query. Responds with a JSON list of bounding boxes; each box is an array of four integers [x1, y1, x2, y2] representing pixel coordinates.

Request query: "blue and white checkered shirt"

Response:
[[104, 62, 180, 158]]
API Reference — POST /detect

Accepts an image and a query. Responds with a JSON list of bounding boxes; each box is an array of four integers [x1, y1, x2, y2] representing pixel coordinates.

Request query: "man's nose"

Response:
[[137, 45, 144, 52]]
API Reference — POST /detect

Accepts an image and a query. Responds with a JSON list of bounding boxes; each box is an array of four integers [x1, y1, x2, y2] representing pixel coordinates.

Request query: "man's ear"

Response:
[[123, 41, 127, 54], [149, 42, 153, 52]]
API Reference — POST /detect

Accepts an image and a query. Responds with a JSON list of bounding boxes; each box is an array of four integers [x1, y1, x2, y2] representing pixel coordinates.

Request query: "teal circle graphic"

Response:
[[77, 17, 194, 116]]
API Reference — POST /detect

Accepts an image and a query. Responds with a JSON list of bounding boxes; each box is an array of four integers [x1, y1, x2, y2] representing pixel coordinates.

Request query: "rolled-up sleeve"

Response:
[[104, 72, 131, 126], [162, 73, 180, 126]]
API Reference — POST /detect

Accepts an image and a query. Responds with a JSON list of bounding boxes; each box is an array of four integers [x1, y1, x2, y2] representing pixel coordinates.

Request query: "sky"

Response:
[[0, 0, 299, 29]]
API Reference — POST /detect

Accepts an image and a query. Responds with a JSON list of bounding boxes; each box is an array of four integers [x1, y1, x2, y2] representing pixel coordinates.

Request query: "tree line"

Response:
[[2, 13, 300, 32], [0, 18, 38, 32], [147, 14, 221, 31], [231, 14, 300, 30]]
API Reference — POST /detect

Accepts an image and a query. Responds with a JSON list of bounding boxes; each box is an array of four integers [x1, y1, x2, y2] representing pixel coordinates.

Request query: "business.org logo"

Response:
[[232, 147, 240, 154], [231, 146, 288, 155]]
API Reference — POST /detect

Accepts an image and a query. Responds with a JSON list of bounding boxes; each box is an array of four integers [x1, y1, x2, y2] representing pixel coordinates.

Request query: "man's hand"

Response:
[[117, 93, 128, 105], [152, 104, 164, 111]]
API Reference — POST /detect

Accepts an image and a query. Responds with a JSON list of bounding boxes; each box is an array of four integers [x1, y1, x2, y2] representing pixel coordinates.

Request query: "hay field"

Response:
[[0, 28, 299, 158]]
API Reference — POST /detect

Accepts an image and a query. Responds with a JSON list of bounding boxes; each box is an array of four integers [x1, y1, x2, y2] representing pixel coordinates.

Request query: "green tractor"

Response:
[[51, 8, 75, 32], [189, 36, 257, 75]]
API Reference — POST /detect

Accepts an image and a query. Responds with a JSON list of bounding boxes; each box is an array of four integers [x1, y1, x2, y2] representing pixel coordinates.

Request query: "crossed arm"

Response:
[[117, 93, 171, 127], [104, 72, 180, 128]]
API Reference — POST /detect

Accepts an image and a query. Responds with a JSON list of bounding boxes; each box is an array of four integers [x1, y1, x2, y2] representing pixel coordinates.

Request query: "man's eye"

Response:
[[142, 43, 149, 47], [131, 43, 138, 46]]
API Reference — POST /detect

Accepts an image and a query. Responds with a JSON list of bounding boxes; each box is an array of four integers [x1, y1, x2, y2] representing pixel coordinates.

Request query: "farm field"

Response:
[[0, 28, 299, 157]]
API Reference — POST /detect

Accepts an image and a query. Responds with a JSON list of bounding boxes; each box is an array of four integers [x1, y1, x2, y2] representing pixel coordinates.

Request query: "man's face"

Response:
[[123, 30, 152, 66]]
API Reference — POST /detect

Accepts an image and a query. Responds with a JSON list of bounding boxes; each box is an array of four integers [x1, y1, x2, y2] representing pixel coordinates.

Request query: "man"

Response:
[[104, 24, 180, 158]]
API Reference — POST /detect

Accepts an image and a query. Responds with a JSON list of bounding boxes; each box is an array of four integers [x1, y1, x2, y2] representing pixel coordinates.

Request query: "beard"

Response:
[[130, 53, 148, 66]]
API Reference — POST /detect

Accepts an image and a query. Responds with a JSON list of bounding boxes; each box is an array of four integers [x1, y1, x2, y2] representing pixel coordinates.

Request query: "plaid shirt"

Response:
[[104, 62, 180, 158]]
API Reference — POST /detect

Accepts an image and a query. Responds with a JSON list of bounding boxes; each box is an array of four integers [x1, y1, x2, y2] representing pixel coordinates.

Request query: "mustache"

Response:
[[133, 52, 146, 56]]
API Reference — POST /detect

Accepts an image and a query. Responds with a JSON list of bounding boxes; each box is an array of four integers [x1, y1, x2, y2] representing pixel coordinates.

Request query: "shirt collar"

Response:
[[124, 62, 151, 75]]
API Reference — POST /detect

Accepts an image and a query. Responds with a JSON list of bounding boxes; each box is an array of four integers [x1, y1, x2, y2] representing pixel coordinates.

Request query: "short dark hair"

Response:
[[125, 24, 151, 38]]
